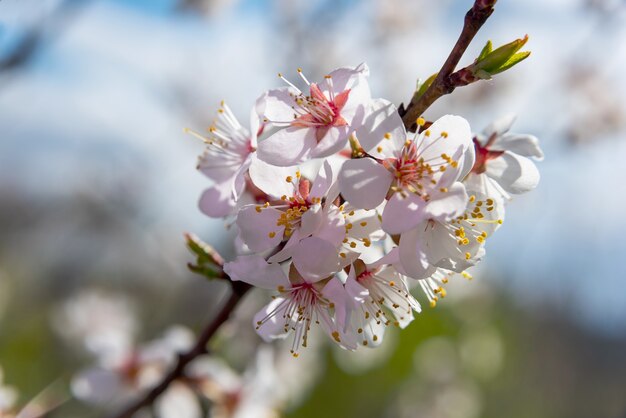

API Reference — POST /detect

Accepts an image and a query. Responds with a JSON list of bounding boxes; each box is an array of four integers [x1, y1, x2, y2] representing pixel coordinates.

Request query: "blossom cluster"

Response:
[[193, 63, 543, 357]]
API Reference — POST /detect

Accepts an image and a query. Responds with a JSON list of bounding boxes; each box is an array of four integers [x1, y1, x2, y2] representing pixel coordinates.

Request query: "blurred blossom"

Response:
[[52, 289, 138, 360], [190, 345, 283, 418], [413, 337, 459, 383], [0, 366, 18, 415]]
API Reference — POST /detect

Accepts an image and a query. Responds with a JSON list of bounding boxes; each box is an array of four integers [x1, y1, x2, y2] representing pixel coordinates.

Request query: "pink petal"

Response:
[[248, 157, 295, 199], [310, 160, 334, 200], [398, 227, 436, 280], [253, 298, 291, 341], [198, 182, 235, 218], [255, 87, 298, 125]]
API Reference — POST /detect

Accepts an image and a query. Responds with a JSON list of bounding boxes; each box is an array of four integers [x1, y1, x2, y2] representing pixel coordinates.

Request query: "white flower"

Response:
[[338, 101, 475, 235], [224, 250, 357, 356], [189, 102, 263, 218], [467, 114, 543, 201], [256, 64, 371, 166], [52, 289, 137, 362], [398, 190, 504, 279], [340, 256, 421, 348], [190, 346, 283, 418], [236, 161, 340, 257], [71, 325, 202, 418]]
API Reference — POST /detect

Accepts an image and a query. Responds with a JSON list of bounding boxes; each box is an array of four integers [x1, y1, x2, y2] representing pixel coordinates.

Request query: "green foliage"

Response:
[[471, 35, 530, 79]]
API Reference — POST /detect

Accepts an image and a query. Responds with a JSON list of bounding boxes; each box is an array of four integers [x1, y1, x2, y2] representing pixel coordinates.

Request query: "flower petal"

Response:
[[356, 99, 406, 157], [255, 87, 298, 125], [155, 383, 202, 418], [312, 125, 351, 159], [257, 127, 317, 166], [291, 237, 342, 281], [248, 157, 295, 199], [338, 158, 392, 210], [253, 297, 291, 341], [420, 115, 473, 164], [198, 182, 235, 218], [224, 255, 289, 289], [482, 113, 516, 138], [381, 192, 426, 235], [486, 152, 540, 194], [236, 205, 284, 252], [398, 226, 436, 280], [423, 182, 468, 222], [491, 133, 544, 160], [310, 160, 335, 200]]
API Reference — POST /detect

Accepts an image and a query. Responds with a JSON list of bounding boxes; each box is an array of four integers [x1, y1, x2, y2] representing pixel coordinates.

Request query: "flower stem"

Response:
[[400, 0, 497, 129], [107, 280, 251, 418]]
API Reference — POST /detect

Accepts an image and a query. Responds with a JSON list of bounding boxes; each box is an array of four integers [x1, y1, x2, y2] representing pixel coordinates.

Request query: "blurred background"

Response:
[[1, 0, 626, 417]]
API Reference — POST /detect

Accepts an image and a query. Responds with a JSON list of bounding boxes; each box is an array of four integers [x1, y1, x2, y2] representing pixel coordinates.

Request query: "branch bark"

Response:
[[401, 0, 497, 129], [108, 280, 251, 418]]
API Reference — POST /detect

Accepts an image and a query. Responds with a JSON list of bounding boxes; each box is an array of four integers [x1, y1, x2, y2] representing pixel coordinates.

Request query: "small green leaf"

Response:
[[477, 40, 493, 61], [414, 72, 438, 100], [185, 233, 224, 280], [491, 51, 531, 74]]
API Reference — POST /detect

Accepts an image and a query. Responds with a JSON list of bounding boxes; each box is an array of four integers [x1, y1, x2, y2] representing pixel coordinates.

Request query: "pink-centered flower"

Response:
[[256, 63, 371, 166], [236, 161, 339, 256], [189, 102, 264, 218], [224, 252, 358, 356], [338, 100, 475, 235], [339, 255, 421, 348], [466, 114, 543, 201]]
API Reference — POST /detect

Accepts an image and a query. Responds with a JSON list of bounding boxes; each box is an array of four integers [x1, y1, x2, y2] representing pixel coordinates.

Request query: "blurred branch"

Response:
[[108, 279, 251, 418], [400, 0, 496, 129]]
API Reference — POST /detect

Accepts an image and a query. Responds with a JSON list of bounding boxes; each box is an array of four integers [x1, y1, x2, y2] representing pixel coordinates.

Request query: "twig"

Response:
[[400, 0, 497, 129], [108, 280, 251, 418]]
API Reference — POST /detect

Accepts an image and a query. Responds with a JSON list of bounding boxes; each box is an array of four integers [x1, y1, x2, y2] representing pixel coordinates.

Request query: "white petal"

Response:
[[255, 87, 298, 125], [248, 157, 295, 199], [326, 63, 370, 95], [381, 193, 426, 235], [198, 182, 235, 218], [254, 297, 291, 341], [236, 205, 284, 252], [71, 367, 124, 404], [291, 237, 342, 281], [423, 182, 468, 222], [257, 127, 317, 166], [310, 160, 334, 200], [420, 115, 473, 163], [316, 206, 347, 247], [224, 255, 289, 290], [299, 205, 324, 237], [338, 158, 392, 210], [491, 133, 544, 160], [482, 113, 516, 138], [155, 383, 202, 418], [486, 152, 540, 194], [398, 227, 436, 280], [355, 98, 406, 156], [312, 125, 351, 158]]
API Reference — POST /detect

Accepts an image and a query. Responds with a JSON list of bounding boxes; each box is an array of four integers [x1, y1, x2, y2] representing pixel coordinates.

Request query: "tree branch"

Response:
[[108, 280, 251, 418], [401, 0, 497, 129]]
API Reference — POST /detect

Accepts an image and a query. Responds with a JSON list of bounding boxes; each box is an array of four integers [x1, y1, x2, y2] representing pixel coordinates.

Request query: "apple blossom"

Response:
[[398, 189, 504, 279], [338, 101, 475, 235], [467, 114, 543, 201], [189, 102, 265, 218], [256, 64, 371, 166], [224, 248, 358, 356]]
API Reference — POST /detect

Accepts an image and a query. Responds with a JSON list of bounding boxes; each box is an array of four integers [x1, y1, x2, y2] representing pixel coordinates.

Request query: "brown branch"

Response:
[[401, 0, 497, 129], [108, 280, 251, 418]]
